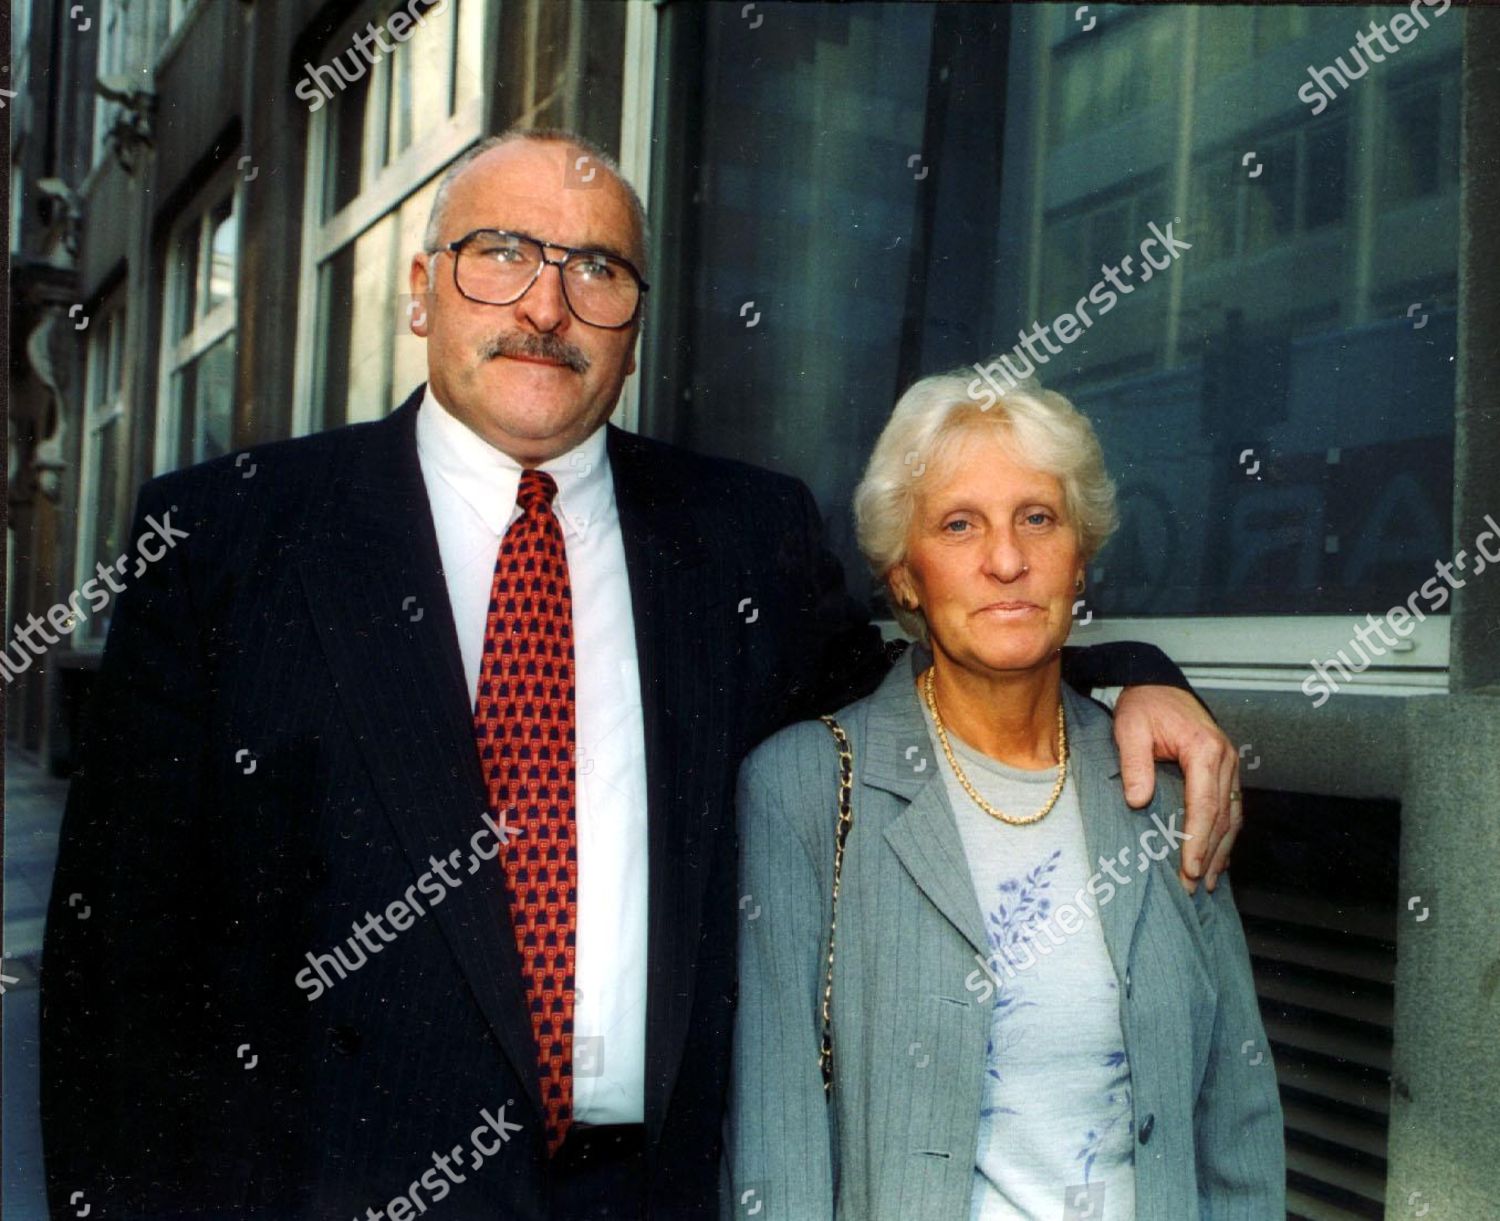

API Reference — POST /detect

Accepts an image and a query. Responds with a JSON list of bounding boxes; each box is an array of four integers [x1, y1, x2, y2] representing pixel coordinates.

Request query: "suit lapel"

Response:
[[606, 425, 716, 1142], [295, 388, 546, 1122]]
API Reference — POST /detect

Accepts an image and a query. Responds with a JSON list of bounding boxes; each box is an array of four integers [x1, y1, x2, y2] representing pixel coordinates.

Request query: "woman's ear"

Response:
[[888, 565, 917, 613]]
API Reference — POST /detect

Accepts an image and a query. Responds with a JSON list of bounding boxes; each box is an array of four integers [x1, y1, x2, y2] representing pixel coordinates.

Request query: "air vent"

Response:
[[1230, 789, 1400, 1221]]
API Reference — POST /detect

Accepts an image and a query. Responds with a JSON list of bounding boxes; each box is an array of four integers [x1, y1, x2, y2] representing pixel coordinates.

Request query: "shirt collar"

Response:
[[416, 383, 612, 538]]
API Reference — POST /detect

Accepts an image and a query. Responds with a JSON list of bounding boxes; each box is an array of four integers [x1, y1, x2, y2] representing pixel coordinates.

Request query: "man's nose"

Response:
[[514, 262, 570, 333]]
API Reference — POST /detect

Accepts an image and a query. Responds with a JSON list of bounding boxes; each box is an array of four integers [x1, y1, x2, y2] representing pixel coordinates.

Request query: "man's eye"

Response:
[[571, 257, 615, 280]]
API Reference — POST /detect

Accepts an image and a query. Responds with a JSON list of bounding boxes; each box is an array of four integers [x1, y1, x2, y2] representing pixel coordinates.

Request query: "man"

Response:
[[42, 129, 1242, 1220]]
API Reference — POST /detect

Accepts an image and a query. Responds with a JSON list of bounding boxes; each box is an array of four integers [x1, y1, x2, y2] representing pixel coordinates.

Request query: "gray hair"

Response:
[[852, 368, 1118, 641], [421, 126, 648, 266]]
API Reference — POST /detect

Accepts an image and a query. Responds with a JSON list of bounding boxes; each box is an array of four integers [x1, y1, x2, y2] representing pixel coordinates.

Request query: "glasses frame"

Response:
[[430, 228, 650, 330]]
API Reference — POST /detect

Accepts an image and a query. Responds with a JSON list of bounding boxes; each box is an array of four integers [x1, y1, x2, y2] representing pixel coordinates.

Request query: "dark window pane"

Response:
[[176, 222, 200, 338], [1304, 118, 1347, 230], [1383, 83, 1442, 204]]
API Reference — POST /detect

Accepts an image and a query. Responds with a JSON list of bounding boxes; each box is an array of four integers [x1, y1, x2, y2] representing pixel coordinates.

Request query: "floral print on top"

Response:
[[919, 701, 1136, 1221]]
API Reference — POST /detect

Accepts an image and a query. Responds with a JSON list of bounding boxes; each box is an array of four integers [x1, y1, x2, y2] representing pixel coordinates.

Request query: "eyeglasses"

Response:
[[429, 228, 649, 330]]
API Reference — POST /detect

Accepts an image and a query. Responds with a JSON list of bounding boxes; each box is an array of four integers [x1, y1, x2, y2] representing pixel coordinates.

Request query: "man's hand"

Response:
[[1112, 684, 1239, 893]]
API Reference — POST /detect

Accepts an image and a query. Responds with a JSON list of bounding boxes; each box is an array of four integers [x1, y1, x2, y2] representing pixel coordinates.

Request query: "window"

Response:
[[1382, 73, 1460, 207], [168, 0, 198, 34], [157, 180, 239, 471], [77, 302, 129, 641], [1048, 10, 1177, 144], [294, 0, 490, 433], [646, 2, 1463, 692]]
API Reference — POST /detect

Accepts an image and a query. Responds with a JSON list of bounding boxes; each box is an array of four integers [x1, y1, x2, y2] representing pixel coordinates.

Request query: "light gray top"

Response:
[[921, 700, 1135, 1220]]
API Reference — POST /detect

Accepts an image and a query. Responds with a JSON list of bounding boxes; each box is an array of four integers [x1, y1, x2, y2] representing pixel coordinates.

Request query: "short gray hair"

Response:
[[853, 368, 1118, 640], [421, 126, 648, 265]]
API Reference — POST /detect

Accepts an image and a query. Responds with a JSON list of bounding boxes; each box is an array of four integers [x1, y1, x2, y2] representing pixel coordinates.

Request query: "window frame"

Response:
[[153, 164, 242, 473], [291, 0, 495, 436], [75, 296, 131, 642]]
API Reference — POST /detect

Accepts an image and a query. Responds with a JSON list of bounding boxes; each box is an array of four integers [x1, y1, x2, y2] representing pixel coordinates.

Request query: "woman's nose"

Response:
[[982, 531, 1029, 581]]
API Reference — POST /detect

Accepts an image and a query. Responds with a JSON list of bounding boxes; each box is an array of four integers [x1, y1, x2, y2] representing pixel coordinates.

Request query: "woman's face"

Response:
[[892, 429, 1084, 678]]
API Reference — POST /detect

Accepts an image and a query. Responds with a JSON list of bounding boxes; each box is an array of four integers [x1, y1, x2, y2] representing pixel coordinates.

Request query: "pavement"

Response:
[[4, 746, 70, 1220]]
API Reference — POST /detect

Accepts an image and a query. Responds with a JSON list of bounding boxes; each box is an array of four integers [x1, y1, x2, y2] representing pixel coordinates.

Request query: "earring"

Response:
[[1075, 577, 1085, 593]]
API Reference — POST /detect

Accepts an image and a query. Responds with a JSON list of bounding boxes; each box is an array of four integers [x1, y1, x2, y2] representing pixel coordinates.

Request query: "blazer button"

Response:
[[1124, 969, 1132, 998], [330, 1024, 362, 1055], [1138, 1112, 1155, 1145]]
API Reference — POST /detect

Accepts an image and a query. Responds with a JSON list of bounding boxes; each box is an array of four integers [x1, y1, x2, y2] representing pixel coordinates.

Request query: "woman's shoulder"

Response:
[[741, 707, 862, 789]]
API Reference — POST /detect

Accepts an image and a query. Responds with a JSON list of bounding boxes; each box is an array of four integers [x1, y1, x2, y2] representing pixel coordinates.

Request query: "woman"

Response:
[[725, 372, 1284, 1219]]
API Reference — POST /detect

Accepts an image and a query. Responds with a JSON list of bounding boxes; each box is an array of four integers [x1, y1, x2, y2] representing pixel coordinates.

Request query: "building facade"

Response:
[[7, 2, 1500, 1216]]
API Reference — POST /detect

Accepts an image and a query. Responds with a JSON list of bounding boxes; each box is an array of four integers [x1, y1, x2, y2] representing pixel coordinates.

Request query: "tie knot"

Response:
[[517, 469, 559, 512]]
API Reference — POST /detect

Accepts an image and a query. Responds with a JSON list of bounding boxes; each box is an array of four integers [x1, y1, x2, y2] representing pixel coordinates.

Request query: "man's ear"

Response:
[[407, 253, 435, 337]]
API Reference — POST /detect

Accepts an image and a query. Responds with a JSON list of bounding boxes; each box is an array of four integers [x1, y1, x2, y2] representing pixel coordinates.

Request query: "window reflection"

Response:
[[648, 1, 1463, 622]]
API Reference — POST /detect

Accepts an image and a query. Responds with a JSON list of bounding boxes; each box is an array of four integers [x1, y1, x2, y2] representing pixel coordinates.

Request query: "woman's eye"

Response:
[[1023, 511, 1053, 527], [943, 519, 971, 534]]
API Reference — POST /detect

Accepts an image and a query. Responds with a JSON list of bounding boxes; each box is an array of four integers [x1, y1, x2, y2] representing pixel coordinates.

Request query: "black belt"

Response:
[[548, 1123, 648, 1220]]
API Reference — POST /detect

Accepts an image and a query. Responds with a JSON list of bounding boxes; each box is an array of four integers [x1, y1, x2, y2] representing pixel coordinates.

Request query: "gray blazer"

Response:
[[725, 646, 1285, 1220]]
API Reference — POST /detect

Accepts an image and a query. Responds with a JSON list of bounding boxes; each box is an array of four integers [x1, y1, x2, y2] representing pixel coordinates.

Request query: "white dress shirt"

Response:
[[415, 386, 648, 1124]]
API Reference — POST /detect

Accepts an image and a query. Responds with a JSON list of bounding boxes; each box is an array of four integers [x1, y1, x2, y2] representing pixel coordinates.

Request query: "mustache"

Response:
[[477, 332, 591, 373]]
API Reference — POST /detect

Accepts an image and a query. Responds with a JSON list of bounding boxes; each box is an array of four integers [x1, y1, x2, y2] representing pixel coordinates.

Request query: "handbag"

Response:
[[817, 714, 855, 1096]]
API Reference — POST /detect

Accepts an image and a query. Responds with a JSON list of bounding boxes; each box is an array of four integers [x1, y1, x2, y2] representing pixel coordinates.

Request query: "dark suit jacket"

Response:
[[41, 385, 1191, 1219]]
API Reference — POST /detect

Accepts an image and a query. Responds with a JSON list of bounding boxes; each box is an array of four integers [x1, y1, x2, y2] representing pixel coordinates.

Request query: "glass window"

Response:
[[297, 0, 491, 432], [1382, 76, 1458, 207], [646, 1, 1463, 645], [168, 0, 198, 33], [78, 305, 130, 641], [158, 181, 240, 470]]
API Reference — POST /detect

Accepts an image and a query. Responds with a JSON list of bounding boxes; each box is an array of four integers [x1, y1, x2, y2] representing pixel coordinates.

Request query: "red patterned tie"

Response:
[[472, 468, 578, 1155]]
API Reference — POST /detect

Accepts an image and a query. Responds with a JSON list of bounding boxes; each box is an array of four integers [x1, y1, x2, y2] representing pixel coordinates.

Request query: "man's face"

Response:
[[409, 139, 643, 464]]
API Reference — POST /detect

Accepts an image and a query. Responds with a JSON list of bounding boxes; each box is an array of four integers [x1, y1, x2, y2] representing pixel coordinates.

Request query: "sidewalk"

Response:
[[4, 746, 70, 1220]]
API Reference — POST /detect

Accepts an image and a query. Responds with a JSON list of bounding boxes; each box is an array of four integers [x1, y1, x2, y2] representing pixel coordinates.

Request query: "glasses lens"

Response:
[[562, 254, 640, 327], [454, 232, 540, 305]]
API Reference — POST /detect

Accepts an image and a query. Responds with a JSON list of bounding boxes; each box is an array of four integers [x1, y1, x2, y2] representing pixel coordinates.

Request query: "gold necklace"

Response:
[[922, 667, 1068, 827]]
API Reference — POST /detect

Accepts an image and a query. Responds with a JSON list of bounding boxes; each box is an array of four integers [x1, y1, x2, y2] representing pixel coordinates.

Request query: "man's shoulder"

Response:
[[607, 425, 807, 507], [143, 414, 390, 504]]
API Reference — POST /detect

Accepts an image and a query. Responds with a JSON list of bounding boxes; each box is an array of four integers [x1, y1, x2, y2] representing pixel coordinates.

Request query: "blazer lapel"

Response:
[[605, 425, 716, 1142], [1063, 686, 1153, 988], [295, 387, 546, 1121], [861, 649, 989, 958]]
